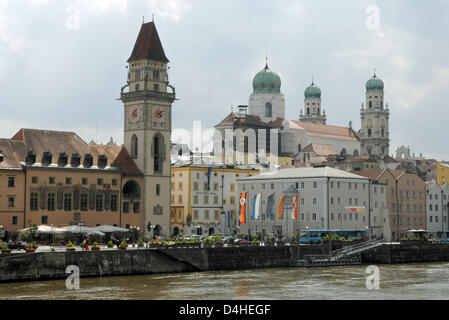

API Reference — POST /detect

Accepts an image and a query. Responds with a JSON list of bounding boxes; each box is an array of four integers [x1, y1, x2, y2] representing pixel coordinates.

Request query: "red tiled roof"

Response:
[[111, 147, 142, 175], [128, 22, 169, 63], [2, 128, 142, 175], [352, 169, 385, 180]]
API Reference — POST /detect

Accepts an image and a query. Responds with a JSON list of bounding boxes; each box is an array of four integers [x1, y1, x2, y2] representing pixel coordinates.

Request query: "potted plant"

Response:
[[138, 238, 144, 248], [66, 241, 76, 251], [26, 243, 36, 253], [118, 240, 128, 250], [91, 242, 101, 251], [107, 240, 114, 248], [1, 245, 11, 254]]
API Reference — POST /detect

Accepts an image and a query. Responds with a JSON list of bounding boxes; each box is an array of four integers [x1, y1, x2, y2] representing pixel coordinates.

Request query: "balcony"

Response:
[[121, 89, 176, 103]]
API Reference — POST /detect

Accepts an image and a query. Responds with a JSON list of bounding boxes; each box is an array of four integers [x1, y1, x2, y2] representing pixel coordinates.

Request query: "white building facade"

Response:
[[237, 167, 389, 240], [426, 182, 449, 237]]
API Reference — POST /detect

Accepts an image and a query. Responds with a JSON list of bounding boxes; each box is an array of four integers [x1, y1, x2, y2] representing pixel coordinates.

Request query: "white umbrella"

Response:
[[93, 225, 129, 233], [88, 230, 105, 236]]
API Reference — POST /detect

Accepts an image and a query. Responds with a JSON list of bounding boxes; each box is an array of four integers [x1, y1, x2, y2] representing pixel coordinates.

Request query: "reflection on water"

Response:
[[1, 263, 449, 300]]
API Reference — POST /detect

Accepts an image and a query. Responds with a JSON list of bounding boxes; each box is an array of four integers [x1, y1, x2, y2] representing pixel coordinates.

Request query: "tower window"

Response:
[[265, 102, 272, 117], [317, 108, 320, 115], [368, 129, 372, 137], [381, 129, 385, 137], [154, 84, 159, 91], [135, 84, 140, 91], [369, 101, 372, 109], [307, 108, 310, 115], [153, 134, 165, 175], [131, 135, 138, 158]]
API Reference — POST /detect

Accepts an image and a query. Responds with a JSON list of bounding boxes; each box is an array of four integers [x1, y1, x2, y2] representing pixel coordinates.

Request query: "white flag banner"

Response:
[[254, 193, 261, 220]]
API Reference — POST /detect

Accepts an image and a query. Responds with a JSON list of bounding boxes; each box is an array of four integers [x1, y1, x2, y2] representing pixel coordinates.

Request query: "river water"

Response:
[[1, 263, 449, 300]]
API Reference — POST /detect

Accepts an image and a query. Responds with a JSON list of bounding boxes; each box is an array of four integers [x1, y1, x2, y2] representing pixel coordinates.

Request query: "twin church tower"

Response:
[[246, 61, 390, 157]]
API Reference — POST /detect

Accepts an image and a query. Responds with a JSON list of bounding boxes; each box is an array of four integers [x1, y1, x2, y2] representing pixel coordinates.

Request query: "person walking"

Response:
[[85, 239, 89, 251]]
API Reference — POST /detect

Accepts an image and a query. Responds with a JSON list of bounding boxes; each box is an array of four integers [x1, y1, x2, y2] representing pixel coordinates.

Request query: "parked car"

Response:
[[6, 241, 26, 250], [234, 238, 248, 245]]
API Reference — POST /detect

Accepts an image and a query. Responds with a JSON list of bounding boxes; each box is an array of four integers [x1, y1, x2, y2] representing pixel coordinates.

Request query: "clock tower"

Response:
[[121, 21, 176, 238]]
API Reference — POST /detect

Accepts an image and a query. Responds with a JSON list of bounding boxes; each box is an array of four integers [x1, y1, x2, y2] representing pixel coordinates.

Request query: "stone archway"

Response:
[[208, 227, 215, 236]]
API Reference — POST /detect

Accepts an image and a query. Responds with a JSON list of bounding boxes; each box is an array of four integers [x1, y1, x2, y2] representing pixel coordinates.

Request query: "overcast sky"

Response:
[[0, 0, 448, 160]]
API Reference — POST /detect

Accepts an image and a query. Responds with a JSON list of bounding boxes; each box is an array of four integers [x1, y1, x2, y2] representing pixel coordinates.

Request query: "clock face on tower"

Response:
[[126, 105, 144, 129], [150, 105, 170, 130]]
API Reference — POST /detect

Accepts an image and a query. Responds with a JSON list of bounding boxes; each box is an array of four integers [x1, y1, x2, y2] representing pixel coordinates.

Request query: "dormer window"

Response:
[[26, 150, 36, 165], [0, 151, 4, 163], [71, 153, 81, 167], [42, 152, 52, 166], [58, 152, 68, 167], [98, 155, 108, 168], [84, 154, 93, 168]]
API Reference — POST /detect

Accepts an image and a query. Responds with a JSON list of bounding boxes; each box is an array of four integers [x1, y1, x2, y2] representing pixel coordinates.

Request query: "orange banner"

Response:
[[240, 192, 247, 224], [277, 196, 284, 219]]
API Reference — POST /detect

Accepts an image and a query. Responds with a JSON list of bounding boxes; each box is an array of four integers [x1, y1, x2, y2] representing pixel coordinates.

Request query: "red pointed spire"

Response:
[[128, 22, 169, 63]]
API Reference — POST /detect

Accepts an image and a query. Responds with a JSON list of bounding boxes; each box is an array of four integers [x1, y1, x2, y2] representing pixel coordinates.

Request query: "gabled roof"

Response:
[[215, 112, 284, 128], [352, 169, 385, 181], [302, 143, 337, 156], [128, 22, 169, 63], [287, 120, 360, 142]]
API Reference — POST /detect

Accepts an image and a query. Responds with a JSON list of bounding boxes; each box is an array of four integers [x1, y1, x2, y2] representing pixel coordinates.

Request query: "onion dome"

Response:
[[366, 73, 384, 92], [304, 82, 321, 99], [252, 63, 281, 94]]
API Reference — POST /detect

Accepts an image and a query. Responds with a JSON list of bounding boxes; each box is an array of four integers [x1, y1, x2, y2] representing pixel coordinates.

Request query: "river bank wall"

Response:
[[1, 243, 449, 283]]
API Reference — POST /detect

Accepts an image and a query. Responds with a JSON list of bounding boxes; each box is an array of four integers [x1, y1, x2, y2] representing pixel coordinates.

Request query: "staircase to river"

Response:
[[294, 239, 385, 267]]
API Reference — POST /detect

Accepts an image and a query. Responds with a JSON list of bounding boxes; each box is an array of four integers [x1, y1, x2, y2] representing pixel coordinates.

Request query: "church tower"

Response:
[[299, 81, 326, 124], [360, 71, 389, 156], [121, 22, 176, 238], [248, 61, 285, 123]]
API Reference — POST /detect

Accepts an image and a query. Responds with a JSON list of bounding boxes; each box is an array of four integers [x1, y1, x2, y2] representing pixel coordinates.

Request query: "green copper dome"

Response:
[[305, 82, 321, 99], [366, 74, 384, 92], [252, 64, 281, 94]]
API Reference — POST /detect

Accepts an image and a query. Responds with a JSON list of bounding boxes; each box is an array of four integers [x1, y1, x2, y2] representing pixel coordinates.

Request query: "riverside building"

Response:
[[0, 21, 175, 239], [170, 164, 259, 237], [237, 167, 390, 240]]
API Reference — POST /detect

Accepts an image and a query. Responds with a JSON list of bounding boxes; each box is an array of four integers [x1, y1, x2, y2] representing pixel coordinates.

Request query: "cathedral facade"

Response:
[[215, 62, 391, 162]]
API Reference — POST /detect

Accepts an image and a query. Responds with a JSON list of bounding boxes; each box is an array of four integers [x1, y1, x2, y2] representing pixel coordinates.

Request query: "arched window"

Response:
[[131, 135, 138, 158], [340, 148, 347, 156], [307, 108, 310, 115], [153, 134, 165, 175], [369, 101, 372, 109], [265, 102, 272, 117], [317, 108, 320, 115], [354, 149, 359, 156]]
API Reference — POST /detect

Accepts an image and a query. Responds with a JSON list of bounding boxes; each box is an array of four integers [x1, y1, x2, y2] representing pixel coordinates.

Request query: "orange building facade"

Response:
[[0, 129, 143, 233]]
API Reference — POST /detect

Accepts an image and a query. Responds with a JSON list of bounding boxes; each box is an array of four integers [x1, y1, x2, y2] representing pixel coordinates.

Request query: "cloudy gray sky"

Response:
[[0, 0, 448, 159]]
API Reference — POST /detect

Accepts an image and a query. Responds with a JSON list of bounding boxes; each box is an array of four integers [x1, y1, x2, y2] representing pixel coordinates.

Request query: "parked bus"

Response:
[[299, 229, 367, 244]]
